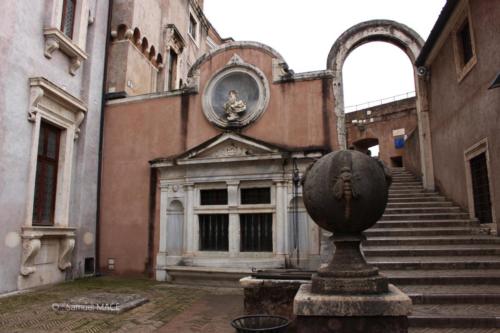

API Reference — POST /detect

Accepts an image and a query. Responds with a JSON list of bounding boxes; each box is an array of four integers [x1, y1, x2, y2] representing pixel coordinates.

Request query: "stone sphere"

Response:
[[302, 150, 390, 234]]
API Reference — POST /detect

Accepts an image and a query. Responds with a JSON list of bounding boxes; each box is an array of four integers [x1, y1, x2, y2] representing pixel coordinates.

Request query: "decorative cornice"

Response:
[[43, 28, 88, 75]]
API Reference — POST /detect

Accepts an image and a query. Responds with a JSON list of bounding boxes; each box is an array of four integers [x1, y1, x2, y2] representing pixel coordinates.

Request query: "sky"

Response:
[[204, 0, 447, 109]]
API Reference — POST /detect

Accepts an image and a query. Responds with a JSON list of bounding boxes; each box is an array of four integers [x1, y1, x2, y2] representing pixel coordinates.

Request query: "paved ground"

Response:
[[0, 277, 243, 333], [0, 277, 497, 333]]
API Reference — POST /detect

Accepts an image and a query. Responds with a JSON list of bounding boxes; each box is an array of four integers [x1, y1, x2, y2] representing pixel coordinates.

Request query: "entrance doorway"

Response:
[[470, 153, 493, 224]]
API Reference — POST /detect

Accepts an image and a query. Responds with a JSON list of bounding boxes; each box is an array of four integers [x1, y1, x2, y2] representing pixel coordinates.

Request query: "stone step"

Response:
[[363, 245, 500, 257], [373, 219, 476, 228], [364, 236, 500, 246], [364, 227, 478, 237], [367, 256, 500, 270], [398, 284, 500, 297], [388, 196, 447, 203], [390, 184, 424, 189], [384, 269, 500, 285], [408, 292, 500, 305], [409, 303, 500, 328], [384, 207, 463, 214], [387, 202, 454, 208], [380, 212, 471, 221], [388, 192, 443, 198], [389, 189, 429, 194]]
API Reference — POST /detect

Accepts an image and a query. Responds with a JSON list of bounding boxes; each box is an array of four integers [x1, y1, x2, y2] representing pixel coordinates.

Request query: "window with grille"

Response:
[[200, 189, 227, 205], [188, 14, 197, 40], [61, 0, 76, 38], [199, 214, 229, 251], [241, 188, 271, 204], [470, 153, 492, 224], [33, 122, 61, 225], [240, 213, 273, 252]]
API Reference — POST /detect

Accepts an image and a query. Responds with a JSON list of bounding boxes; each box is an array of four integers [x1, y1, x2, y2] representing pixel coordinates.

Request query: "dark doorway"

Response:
[[470, 153, 493, 224], [391, 156, 403, 167]]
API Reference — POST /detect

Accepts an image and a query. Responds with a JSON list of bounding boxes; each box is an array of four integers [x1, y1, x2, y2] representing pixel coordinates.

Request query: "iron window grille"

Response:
[[61, 0, 77, 39], [240, 213, 273, 252], [199, 214, 229, 251]]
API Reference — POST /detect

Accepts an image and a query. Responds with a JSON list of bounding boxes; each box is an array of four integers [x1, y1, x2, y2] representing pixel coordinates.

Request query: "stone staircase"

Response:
[[363, 167, 500, 332]]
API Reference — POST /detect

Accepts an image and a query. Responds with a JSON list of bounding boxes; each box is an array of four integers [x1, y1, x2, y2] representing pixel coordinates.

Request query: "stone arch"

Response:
[[149, 46, 156, 61], [133, 27, 141, 45], [156, 53, 163, 69], [188, 41, 285, 77], [117, 24, 128, 40], [327, 19, 434, 189], [141, 37, 149, 54], [351, 137, 379, 156]]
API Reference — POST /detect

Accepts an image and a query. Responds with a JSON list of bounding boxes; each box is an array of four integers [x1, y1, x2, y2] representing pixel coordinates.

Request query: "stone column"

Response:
[[274, 181, 287, 257], [227, 181, 240, 256], [156, 185, 169, 281], [184, 184, 195, 254]]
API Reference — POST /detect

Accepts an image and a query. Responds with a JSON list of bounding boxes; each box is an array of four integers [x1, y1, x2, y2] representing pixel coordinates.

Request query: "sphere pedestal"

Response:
[[293, 150, 411, 333], [294, 284, 411, 333]]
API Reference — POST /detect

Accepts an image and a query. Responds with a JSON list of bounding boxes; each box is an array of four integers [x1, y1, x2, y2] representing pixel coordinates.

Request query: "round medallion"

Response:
[[202, 63, 269, 129]]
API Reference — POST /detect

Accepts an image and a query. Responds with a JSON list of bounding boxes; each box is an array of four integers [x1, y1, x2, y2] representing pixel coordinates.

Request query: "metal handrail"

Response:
[[345, 91, 416, 113]]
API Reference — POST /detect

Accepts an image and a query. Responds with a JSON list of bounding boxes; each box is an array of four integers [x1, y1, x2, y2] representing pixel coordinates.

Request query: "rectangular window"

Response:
[[33, 122, 61, 225], [61, 0, 77, 38], [241, 188, 271, 204], [200, 189, 227, 205], [240, 213, 273, 252], [167, 49, 178, 91], [188, 14, 197, 40], [199, 214, 229, 251], [458, 20, 473, 65]]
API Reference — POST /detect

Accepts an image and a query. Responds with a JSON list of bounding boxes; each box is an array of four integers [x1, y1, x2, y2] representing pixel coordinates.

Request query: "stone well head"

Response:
[[302, 150, 392, 294]]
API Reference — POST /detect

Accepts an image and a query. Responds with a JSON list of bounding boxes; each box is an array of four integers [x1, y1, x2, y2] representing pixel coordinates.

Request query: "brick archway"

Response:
[[327, 20, 435, 189]]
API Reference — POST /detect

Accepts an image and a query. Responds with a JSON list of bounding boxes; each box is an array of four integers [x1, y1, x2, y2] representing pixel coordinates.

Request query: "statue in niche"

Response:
[[223, 90, 247, 121]]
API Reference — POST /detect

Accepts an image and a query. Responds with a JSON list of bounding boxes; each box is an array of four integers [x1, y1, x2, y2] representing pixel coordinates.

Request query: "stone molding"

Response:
[[43, 28, 89, 76], [29, 77, 87, 138], [19, 226, 76, 276]]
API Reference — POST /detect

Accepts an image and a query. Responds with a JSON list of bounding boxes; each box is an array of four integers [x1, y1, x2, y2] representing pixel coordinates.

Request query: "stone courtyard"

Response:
[[1, 277, 500, 332], [0, 277, 243, 333]]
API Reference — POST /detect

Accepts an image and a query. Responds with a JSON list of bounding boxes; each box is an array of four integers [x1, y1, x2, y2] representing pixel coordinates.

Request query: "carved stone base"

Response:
[[18, 226, 76, 290], [294, 284, 412, 333], [312, 273, 388, 295]]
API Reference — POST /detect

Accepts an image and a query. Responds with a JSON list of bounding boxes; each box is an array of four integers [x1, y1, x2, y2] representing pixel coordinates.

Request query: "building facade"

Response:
[[415, 0, 500, 233], [99, 41, 337, 278], [106, 0, 229, 98], [0, 0, 109, 293]]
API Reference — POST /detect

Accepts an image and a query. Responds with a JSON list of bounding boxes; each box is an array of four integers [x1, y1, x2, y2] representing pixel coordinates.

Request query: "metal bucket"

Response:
[[231, 315, 290, 333]]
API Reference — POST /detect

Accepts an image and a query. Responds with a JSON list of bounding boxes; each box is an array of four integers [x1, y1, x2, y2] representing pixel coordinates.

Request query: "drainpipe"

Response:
[[95, 0, 113, 276]]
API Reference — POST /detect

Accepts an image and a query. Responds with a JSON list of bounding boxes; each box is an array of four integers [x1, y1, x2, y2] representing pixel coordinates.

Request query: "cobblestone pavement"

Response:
[[0, 277, 242, 333], [1, 278, 499, 333]]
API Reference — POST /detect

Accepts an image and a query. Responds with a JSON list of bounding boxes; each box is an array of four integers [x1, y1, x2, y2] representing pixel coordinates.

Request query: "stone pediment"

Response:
[[176, 133, 285, 165]]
